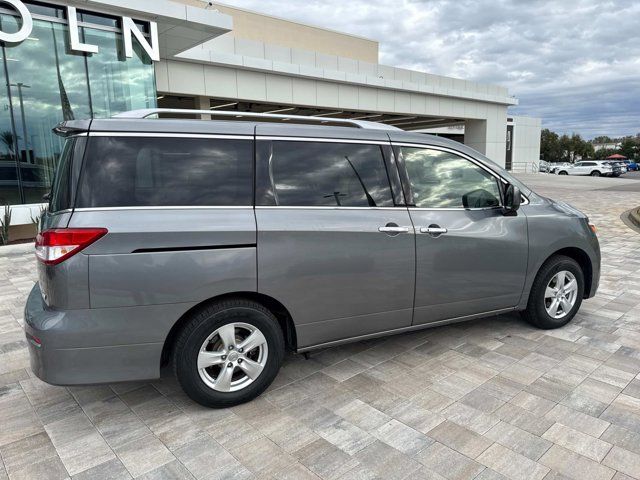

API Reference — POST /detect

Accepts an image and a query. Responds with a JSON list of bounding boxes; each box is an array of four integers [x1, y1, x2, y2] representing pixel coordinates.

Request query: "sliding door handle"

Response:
[[378, 226, 410, 234]]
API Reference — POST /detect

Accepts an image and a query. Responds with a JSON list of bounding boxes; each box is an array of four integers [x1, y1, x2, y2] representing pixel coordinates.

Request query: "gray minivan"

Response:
[[25, 109, 600, 407]]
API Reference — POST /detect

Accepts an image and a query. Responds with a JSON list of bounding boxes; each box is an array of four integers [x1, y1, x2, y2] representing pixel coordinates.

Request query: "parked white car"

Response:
[[556, 161, 613, 177]]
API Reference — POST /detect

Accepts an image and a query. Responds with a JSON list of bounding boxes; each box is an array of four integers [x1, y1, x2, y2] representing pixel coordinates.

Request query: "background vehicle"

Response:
[[622, 159, 638, 171], [603, 162, 623, 177], [556, 160, 613, 177], [550, 162, 570, 174], [24, 109, 601, 408]]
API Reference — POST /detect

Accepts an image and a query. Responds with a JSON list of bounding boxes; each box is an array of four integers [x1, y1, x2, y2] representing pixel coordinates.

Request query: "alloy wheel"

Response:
[[544, 270, 578, 319], [197, 322, 268, 392]]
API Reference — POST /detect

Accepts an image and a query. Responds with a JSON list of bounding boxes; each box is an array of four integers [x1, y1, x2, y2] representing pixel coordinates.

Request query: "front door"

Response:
[[255, 138, 415, 348], [395, 145, 528, 325]]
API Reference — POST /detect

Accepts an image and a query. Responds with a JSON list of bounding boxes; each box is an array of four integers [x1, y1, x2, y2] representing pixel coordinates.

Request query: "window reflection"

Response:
[[271, 141, 394, 207], [402, 148, 501, 209], [83, 27, 156, 118], [0, 12, 157, 205]]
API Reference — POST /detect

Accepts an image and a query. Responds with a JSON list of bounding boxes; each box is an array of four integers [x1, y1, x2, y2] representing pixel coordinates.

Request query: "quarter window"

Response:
[[49, 138, 75, 213], [76, 137, 253, 207], [267, 141, 394, 207], [401, 147, 501, 209]]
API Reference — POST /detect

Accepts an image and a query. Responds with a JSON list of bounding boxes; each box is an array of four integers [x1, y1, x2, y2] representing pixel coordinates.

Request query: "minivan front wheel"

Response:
[[523, 255, 584, 329], [174, 299, 285, 407]]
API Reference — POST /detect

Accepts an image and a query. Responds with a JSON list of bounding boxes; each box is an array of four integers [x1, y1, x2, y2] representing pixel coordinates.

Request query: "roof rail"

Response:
[[112, 108, 401, 131]]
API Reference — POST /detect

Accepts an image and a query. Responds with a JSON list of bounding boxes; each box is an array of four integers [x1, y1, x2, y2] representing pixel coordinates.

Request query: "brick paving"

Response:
[[1, 173, 640, 480]]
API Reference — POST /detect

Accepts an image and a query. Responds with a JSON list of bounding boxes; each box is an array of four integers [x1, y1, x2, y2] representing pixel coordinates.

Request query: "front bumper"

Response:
[[24, 283, 163, 385]]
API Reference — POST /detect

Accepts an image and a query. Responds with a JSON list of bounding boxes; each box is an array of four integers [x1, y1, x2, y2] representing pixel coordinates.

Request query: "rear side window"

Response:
[[265, 141, 394, 207], [76, 137, 253, 207], [49, 138, 75, 213]]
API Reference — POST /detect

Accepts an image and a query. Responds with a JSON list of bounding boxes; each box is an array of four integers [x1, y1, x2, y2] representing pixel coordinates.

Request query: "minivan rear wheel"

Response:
[[522, 255, 584, 329], [173, 299, 285, 407]]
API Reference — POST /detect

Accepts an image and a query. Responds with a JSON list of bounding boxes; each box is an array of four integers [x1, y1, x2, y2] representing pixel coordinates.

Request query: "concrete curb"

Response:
[[621, 207, 640, 233]]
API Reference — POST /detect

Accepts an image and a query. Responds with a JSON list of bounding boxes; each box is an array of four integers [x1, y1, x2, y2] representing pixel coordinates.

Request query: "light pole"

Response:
[[9, 82, 31, 164]]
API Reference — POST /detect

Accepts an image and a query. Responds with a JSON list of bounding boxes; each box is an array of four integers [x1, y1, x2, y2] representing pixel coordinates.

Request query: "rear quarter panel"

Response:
[[69, 209, 257, 309]]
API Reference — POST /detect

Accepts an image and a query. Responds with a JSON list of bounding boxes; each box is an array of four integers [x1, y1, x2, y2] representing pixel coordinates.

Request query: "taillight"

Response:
[[35, 228, 107, 265]]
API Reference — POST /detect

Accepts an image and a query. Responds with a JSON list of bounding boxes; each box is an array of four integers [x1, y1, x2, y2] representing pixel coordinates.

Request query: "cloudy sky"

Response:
[[225, 0, 639, 139]]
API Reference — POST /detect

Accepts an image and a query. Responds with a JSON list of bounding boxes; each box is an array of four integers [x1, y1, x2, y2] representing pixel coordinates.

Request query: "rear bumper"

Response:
[[24, 283, 163, 385]]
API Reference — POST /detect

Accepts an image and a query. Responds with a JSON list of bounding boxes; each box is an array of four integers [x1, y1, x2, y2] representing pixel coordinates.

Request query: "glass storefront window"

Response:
[[0, 10, 157, 205], [0, 56, 20, 205], [2, 14, 92, 203], [84, 27, 156, 118]]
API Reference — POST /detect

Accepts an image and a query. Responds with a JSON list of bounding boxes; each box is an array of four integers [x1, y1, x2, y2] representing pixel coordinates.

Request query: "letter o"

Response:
[[0, 0, 33, 44]]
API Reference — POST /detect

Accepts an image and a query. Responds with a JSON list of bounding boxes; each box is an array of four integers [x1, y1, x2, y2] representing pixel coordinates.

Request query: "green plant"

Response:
[[0, 204, 11, 246], [30, 205, 47, 232]]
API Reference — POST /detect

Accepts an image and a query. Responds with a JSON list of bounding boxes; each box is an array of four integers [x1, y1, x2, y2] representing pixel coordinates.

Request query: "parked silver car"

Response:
[[24, 109, 600, 407]]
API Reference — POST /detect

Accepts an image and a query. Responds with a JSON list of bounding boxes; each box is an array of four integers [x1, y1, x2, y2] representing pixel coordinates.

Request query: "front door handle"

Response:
[[378, 224, 410, 234], [420, 226, 448, 235]]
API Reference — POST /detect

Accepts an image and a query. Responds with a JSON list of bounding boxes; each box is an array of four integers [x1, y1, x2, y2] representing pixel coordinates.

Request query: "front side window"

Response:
[[267, 141, 394, 207], [401, 147, 501, 209], [77, 137, 253, 207]]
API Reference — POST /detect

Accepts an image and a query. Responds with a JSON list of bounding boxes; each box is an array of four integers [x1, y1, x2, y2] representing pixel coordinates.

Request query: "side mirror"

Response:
[[503, 184, 521, 214]]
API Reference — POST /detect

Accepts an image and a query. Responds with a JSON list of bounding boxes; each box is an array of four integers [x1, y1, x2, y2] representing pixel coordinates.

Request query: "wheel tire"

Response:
[[559, 171, 568, 175], [173, 299, 285, 408], [522, 255, 584, 329], [591, 170, 601, 177]]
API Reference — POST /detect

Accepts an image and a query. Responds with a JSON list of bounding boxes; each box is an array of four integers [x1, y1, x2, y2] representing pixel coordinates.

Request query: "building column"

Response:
[[197, 96, 211, 119], [465, 109, 507, 167]]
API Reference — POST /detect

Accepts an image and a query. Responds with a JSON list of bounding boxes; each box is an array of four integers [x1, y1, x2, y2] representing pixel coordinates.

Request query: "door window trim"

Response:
[[392, 142, 529, 209]]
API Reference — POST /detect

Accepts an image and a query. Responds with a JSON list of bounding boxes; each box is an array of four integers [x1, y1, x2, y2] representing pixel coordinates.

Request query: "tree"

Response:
[[592, 135, 612, 144], [594, 148, 617, 160], [620, 138, 639, 160], [540, 129, 562, 162]]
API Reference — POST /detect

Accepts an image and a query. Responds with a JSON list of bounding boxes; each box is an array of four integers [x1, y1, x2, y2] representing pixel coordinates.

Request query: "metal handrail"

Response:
[[112, 108, 401, 131]]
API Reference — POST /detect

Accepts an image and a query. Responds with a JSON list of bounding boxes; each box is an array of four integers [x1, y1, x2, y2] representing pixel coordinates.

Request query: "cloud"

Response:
[[219, 0, 640, 138]]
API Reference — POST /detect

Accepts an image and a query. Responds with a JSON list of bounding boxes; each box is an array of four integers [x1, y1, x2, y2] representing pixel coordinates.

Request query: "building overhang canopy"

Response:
[[79, 0, 233, 58]]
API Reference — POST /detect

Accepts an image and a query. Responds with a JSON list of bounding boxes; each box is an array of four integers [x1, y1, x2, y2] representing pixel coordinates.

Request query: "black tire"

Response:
[[591, 170, 601, 177], [522, 255, 584, 329], [558, 171, 568, 175], [173, 299, 285, 408]]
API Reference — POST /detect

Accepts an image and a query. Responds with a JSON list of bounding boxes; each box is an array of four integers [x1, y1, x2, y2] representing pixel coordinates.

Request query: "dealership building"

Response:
[[0, 0, 541, 238]]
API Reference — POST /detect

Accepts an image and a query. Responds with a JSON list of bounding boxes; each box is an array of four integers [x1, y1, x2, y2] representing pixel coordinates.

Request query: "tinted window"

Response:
[[77, 137, 252, 207], [268, 141, 393, 207], [49, 138, 75, 212], [401, 147, 501, 208]]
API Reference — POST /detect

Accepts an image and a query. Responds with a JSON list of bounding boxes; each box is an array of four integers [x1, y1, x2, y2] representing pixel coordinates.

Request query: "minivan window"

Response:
[[401, 147, 501, 208], [76, 137, 253, 207], [267, 141, 394, 207], [49, 138, 75, 213]]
